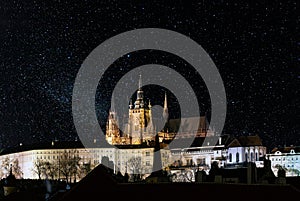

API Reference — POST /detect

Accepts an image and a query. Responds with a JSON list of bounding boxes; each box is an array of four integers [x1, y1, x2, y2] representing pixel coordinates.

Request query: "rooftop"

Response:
[[49, 164, 300, 201], [270, 146, 300, 154]]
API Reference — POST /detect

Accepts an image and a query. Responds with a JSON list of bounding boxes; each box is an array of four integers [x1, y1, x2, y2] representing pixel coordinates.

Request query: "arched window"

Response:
[[229, 153, 232, 162], [256, 152, 258, 161], [236, 152, 239, 163], [245, 153, 248, 162], [251, 152, 254, 161]]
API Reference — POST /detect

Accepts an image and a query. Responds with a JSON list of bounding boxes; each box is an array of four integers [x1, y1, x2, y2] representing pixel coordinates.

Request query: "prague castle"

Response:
[[2, 75, 298, 184], [106, 75, 158, 145], [105, 74, 214, 146]]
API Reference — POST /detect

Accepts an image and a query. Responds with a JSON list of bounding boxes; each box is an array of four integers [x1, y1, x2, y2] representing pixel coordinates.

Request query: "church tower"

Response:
[[106, 94, 121, 144], [106, 75, 164, 145], [128, 75, 153, 144]]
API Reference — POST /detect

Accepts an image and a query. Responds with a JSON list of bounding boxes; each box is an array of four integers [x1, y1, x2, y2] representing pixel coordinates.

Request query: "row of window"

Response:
[[272, 157, 299, 161], [36, 154, 113, 160], [17, 151, 151, 161], [228, 152, 260, 163], [34, 149, 152, 155], [131, 110, 143, 113], [116, 161, 152, 166], [35, 150, 80, 154], [184, 150, 213, 154], [273, 164, 296, 168]]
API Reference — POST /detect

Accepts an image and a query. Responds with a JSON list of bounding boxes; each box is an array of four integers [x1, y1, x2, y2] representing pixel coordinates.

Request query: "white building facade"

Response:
[[167, 135, 267, 182], [266, 146, 300, 177], [0, 146, 171, 182], [226, 136, 267, 168]]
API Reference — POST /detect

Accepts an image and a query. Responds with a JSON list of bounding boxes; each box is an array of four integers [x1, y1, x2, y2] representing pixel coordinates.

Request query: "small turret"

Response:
[[148, 100, 152, 109], [129, 98, 133, 109]]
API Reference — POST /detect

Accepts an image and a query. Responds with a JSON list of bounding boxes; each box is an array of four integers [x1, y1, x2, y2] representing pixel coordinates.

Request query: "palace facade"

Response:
[[266, 146, 300, 177], [0, 142, 171, 182]]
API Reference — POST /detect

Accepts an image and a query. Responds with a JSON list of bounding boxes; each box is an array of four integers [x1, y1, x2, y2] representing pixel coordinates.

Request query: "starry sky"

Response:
[[0, 0, 299, 151]]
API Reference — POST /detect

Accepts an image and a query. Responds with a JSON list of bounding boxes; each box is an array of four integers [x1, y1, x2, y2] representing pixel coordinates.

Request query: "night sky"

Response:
[[0, 0, 299, 151]]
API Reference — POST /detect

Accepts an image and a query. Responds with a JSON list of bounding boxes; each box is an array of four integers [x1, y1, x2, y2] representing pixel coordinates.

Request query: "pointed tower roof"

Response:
[[110, 93, 116, 112], [164, 92, 168, 109], [138, 74, 142, 90], [134, 74, 144, 108], [163, 92, 168, 121]]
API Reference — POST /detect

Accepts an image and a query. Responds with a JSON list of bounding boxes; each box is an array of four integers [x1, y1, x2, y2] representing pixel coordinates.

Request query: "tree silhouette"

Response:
[[127, 156, 144, 182], [0, 157, 11, 178], [0, 157, 23, 179], [59, 149, 81, 183], [33, 159, 44, 180], [12, 159, 23, 179]]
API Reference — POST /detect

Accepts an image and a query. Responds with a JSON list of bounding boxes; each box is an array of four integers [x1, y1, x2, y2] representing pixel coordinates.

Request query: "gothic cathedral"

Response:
[[106, 75, 167, 145]]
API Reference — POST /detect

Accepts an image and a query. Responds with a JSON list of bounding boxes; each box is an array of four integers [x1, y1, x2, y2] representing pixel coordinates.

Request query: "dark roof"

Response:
[[49, 164, 300, 201], [270, 146, 300, 154], [0, 141, 85, 155], [227, 135, 263, 148], [167, 116, 209, 133], [168, 134, 232, 149], [227, 138, 242, 147], [0, 140, 159, 156], [237, 135, 263, 146]]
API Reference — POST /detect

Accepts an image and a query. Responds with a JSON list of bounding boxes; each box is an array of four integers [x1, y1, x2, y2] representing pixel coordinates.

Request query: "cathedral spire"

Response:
[[134, 74, 144, 108], [163, 92, 168, 121], [138, 74, 142, 90], [164, 92, 168, 110], [110, 93, 115, 113]]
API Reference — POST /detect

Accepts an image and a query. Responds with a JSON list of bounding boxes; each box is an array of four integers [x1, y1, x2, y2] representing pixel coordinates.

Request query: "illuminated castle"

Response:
[[105, 75, 215, 145], [106, 75, 162, 145]]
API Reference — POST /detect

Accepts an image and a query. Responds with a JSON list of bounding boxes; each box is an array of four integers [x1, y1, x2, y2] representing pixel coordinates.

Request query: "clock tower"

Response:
[[128, 75, 153, 144]]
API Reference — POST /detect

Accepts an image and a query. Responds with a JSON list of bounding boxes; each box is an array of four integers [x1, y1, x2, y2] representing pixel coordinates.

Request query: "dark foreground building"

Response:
[[2, 164, 300, 201], [45, 164, 300, 201]]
